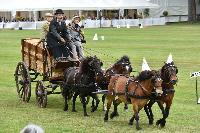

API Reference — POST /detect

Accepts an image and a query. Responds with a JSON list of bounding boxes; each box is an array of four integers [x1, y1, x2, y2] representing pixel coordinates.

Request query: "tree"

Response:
[[188, 0, 197, 21]]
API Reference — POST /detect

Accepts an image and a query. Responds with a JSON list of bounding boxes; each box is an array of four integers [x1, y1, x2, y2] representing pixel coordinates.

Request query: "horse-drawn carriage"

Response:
[[14, 38, 179, 129], [14, 38, 80, 107]]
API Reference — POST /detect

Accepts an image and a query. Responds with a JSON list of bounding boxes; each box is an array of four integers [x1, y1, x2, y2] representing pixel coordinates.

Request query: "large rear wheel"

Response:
[[14, 62, 31, 102]]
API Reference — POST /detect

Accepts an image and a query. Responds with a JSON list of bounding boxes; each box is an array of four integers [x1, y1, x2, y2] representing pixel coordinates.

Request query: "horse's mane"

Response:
[[115, 55, 130, 65], [79, 56, 94, 73], [162, 61, 175, 69], [105, 55, 132, 74], [161, 61, 177, 73], [136, 70, 154, 81]]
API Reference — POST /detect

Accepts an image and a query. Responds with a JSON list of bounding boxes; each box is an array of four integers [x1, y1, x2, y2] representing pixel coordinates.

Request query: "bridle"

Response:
[[162, 64, 178, 85]]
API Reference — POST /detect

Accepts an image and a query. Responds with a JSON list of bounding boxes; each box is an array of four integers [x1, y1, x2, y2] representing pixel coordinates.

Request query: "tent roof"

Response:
[[0, 0, 159, 11]]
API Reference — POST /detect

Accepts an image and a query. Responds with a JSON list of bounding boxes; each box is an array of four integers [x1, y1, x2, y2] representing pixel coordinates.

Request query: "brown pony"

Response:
[[144, 61, 178, 127], [95, 55, 133, 110], [104, 70, 163, 130]]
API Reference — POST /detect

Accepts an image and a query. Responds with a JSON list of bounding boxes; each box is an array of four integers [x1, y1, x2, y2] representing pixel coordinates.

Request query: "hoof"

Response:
[[91, 107, 97, 112], [110, 112, 119, 119], [104, 118, 108, 122], [128, 122, 133, 125], [84, 113, 89, 117], [160, 120, 166, 128], [64, 107, 68, 111], [156, 119, 161, 126], [149, 120, 154, 125], [136, 127, 142, 130], [124, 106, 128, 111], [72, 109, 77, 112]]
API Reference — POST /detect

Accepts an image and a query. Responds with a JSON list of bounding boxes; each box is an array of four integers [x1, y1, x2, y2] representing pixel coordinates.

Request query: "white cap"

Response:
[[72, 15, 81, 21], [166, 53, 173, 64], [142, 57, 151, 71]]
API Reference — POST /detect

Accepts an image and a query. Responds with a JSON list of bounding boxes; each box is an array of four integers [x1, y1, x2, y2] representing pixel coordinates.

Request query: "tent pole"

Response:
[[79, 10, 82, 16], [118, 9, 120, 20], [100, 10, 102, 28]]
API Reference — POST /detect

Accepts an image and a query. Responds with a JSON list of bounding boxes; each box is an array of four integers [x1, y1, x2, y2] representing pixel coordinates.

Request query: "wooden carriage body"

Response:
[[21, 38, 50, 80], [21, 38, 79, 81], [15, 38, 80, 106]]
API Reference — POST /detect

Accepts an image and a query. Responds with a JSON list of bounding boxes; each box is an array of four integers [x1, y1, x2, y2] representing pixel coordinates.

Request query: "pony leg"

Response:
[[91, 98, 95, 109], [63, 95, 68, 111], [80, 96, 89, 116], [144, 104, 150, 123], [102, 94, 106, 111], [129, 115, 135, 125], [104, 95, 114, 122], [91, 94, 100, 112], [124, 103, 128, 111], [144, 100, 155, 125], [156, 102, 170, 128], [110, 99, 121, 119], [132, 104, 141, 130], [72, 92, 79, 112], [62, 87, 69, 111]]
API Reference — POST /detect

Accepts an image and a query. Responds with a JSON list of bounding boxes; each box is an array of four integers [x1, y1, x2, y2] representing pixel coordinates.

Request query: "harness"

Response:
[[125, 78, 151, 99], [162, 82, 175, 96], [161, 64, 177, 96], [113, 77, 151, 101]]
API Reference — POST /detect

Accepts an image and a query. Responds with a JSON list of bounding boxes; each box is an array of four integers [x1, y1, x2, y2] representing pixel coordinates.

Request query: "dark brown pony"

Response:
[[95, 55, 133, 110], [144, 62, 178, 127], [104, 70, 163, 130], [62, 56, 103, 116]]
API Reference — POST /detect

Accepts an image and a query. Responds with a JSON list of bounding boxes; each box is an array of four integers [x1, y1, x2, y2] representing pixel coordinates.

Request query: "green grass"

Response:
[[0, 24, 200, 133]]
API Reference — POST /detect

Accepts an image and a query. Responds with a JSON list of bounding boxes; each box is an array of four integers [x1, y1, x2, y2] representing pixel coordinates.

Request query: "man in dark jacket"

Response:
[[47, 9, 78, 60]]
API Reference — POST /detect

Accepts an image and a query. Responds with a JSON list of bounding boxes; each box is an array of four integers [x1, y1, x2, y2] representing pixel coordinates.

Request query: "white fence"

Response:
[[165, 16, 188, 22], [0, 17, 174, 29], [83, 18, 166, 28]]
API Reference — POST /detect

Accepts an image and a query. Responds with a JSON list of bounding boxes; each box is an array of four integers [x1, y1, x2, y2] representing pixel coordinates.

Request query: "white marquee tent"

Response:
[[0, 0, 159, 11]]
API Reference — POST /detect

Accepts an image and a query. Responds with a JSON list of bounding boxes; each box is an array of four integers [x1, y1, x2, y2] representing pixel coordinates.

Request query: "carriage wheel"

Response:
[[14, 62, 31, 102], [35, 81, 47, 108]]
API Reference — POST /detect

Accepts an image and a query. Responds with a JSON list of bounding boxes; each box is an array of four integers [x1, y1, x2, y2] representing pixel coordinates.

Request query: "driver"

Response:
[[46, 9, 78, 61]]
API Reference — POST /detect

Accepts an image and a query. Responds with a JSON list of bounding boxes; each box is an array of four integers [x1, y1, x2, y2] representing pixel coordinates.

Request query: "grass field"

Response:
[[0, 23, 200, 133]]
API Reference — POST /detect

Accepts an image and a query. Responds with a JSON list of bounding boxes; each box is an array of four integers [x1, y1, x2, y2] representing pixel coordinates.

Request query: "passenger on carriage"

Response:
[[68, 15, 86, 61], [40, 13, 54, 41], [46, 9, 78, 61]]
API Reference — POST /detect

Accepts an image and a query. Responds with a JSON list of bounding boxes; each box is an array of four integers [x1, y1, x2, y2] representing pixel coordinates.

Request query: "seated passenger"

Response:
[[47, 9, 78, 61], [68, 16, 86, 60], [40, 13, 53, 41]]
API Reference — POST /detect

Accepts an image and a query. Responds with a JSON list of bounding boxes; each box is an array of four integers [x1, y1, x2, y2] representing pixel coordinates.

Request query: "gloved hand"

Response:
[[60, 38, 66, 44], [81, 40, 86, 43]]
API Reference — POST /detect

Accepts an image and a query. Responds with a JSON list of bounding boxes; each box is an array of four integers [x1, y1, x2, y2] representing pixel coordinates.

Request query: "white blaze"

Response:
[[125, 65, 129, 71]]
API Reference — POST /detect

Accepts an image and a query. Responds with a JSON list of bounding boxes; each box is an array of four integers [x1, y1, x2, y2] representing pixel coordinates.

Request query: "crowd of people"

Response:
[[0, 16, 70, 23], [42, 9, 86, 62], [0, 14, 138, 23]]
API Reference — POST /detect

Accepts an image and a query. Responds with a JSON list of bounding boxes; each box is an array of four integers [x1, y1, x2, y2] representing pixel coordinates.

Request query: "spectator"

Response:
[[20, 124, 44, 133], [40, 13, 54, 40]]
